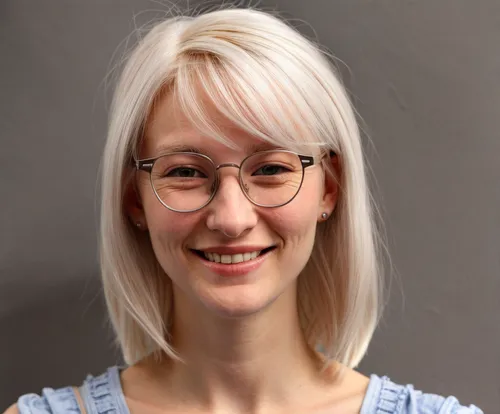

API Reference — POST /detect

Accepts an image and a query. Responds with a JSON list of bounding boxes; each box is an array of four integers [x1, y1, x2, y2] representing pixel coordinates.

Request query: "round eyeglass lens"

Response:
[[240, 151, 304, 207], [150, 153, 216, 211]]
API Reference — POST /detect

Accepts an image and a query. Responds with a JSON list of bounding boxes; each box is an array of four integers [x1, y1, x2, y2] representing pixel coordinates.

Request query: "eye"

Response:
[[252, 164, 290, 176], [166, 167, 207, 178]]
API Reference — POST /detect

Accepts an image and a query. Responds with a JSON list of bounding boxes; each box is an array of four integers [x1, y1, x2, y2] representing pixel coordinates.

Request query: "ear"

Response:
[[319, 152, 340, 217], [123, 173, 147, 229]]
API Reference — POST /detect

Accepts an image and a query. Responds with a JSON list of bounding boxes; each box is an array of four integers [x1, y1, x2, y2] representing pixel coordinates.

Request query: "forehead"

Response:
[[142, 90, 274, 157]]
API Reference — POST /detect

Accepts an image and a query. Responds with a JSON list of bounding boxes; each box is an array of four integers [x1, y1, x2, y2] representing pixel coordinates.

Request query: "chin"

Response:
[[197, 283, 282, 319], [169, 248, 299, 320]]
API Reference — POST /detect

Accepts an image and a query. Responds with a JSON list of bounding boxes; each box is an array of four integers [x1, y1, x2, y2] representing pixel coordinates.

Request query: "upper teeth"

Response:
[[203, 251, 261, 264]]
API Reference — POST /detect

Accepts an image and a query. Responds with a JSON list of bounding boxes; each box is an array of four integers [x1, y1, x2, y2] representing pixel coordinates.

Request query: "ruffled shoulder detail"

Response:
[[79, 366, 128, 414], [16, 366, 127, 414], [361, 374, 484, 414], [17, 386, 80, 414]]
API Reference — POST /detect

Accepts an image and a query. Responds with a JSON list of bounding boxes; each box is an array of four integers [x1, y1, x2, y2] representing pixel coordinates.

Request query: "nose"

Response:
[[205, 169, 258, 238]]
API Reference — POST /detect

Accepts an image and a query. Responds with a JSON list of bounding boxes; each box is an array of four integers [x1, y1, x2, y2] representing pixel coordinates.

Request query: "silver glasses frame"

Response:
[[134, 149, 331, 213]]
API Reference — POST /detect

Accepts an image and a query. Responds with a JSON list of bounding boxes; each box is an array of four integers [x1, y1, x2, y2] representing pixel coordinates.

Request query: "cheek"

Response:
[[275, 177, 321, 228], [264, 191, 319, 246], [146, 207, 196, 240], [139, 184, 197, 247], [274, 178, 322, 251], [143, 204, 200, 279]]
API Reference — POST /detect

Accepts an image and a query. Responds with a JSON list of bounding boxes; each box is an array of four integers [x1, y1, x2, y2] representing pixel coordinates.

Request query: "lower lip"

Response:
[[191, 249, 274, 277]]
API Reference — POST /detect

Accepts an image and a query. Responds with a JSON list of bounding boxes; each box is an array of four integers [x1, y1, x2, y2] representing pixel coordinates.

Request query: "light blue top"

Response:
[[17, 366, 483, 414]]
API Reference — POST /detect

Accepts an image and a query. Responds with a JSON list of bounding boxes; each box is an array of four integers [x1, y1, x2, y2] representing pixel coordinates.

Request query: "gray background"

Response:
[[1, 0, 498, 412]]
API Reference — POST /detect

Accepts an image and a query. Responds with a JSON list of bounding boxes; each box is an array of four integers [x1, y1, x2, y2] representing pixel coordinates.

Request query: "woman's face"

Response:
[[128, 92, 338, 318]]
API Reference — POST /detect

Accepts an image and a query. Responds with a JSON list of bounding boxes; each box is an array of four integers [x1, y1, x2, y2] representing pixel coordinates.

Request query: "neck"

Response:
[[153, 283, 329, 413]]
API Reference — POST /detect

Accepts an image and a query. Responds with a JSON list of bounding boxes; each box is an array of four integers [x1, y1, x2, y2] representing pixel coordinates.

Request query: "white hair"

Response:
[[100, 6, 385, 368]]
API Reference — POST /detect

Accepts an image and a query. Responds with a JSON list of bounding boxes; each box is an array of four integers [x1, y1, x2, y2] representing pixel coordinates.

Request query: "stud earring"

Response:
[[321, 212, 328, 220], [136, 222, 142, 228]]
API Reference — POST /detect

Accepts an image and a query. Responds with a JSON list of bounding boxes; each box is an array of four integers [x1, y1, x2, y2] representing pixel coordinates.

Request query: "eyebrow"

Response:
[[153, 141, 279, 156], [155, 143, 201, 154]]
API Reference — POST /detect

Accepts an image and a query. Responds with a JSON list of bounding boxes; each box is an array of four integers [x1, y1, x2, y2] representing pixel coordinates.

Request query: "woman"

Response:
[[5, 7, 483, 414]]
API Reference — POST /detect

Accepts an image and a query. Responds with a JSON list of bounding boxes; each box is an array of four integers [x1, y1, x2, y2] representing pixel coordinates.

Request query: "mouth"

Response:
[[191, 246, 276, 264]]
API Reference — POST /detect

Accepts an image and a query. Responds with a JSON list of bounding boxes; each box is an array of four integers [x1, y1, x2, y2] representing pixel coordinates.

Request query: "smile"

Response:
[[203, 251, 260, 264], [191, 246, 276, 265]]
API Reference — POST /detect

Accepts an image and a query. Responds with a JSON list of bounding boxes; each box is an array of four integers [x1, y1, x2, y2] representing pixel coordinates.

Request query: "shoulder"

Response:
[[12, 386, 79, 414], [3, 404, 19, 414], [10, 366, 123, 414], [361, 374, 484, 414]]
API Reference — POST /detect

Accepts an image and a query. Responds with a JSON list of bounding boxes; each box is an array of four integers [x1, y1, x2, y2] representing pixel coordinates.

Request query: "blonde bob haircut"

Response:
[[100, 6, 384, 368]]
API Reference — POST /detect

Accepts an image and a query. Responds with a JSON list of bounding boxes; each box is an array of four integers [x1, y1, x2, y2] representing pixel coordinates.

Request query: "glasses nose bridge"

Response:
[[215, 162, 241, 172], [214, 162, 242, 183], [212, 162, 249, 200]]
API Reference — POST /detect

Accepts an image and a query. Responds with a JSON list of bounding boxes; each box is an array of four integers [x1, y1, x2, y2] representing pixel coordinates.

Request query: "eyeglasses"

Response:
[[135, 149, 329, 213]]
